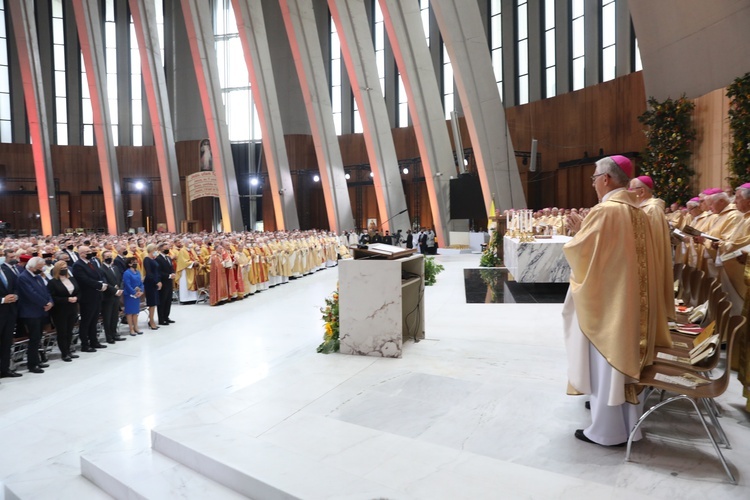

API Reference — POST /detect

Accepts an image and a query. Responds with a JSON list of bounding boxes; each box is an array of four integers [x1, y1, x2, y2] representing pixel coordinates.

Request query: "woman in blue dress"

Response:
[[122, 257, 144, 336], [143, 243, 161, 330]]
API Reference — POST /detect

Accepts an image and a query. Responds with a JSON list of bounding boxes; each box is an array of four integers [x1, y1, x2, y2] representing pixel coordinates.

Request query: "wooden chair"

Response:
[[679, 265, 694, 304], [626, 315, 747, 484], [688, 268, 706, 307], [673, 262, 685, 297]]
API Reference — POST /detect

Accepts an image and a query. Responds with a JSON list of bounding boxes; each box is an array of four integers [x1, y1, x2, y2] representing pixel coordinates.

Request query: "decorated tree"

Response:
[[727, 72, 750, 186], [637, 95, 696, 205]]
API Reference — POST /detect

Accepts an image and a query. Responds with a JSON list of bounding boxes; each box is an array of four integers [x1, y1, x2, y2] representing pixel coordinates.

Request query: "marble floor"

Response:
[[1, 253, 749, 499]]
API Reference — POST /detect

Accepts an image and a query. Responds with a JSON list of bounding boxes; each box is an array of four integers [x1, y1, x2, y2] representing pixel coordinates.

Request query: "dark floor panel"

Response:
[[464, 268, 568, 304]]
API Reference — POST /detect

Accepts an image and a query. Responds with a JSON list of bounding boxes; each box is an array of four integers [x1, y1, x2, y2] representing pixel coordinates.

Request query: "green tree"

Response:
[[727, 72, 750, 186], [638, 95, 696, 205]]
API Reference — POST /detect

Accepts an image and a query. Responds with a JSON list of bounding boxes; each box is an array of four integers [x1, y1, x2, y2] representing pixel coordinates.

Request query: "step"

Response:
[[80, 447, 245, 500], [151, 424, 410, 500], [4, 475, 111, 500]]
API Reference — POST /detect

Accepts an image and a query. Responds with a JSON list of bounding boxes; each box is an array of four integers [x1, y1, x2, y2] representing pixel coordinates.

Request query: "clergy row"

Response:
[[0, 230, 349, 308], [502, 207, 592, 236], [668, 184, 750, 316]]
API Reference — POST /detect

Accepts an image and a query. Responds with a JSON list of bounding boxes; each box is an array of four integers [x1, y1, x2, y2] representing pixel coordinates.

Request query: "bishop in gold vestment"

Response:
[[563, 156, 660, 447]]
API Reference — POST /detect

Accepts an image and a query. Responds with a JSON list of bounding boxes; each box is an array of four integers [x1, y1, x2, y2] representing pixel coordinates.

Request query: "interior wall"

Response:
[[691, 88, 731, 191]]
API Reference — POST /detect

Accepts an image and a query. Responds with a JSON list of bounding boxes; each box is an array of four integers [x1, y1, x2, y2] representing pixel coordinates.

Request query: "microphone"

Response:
[[379, 208, 408, 230]]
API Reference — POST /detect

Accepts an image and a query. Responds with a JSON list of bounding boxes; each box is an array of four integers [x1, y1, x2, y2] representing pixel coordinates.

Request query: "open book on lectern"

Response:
[[351, 243, 416, 259]]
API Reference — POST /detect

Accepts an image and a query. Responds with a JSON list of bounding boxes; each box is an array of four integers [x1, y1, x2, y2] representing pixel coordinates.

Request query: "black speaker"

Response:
[[449, 174, 485, 219]]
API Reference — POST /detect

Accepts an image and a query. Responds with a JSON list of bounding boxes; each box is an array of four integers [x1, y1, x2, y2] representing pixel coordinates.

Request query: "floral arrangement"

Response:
[[727, 72, 750, 186], [317, 288, 340, 353], [479, 230, 501, 267], [637, 95, 696, 205]]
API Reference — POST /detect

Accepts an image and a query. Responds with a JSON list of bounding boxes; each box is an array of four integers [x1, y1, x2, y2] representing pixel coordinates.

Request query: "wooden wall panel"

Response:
[[692, 88, 731, 190]]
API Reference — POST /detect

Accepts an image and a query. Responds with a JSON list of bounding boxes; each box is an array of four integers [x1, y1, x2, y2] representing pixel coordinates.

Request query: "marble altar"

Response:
[[338, 254, 425, 358], [503, 235, 571, 283]]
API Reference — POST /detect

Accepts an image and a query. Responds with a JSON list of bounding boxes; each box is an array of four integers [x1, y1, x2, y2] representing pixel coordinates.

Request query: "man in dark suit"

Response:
[[100, 250, 125, 343], [72, 245, 108, 352], [17, 257, 53, 373], [156, 243, 175, 326], [0, 249, 21, 378], [62, 241, 79, 263], [113, 244, 128, 276]]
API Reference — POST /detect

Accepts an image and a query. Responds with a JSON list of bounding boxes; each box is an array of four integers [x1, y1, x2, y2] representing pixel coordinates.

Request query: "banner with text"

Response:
[[187, 171, 220, 201]]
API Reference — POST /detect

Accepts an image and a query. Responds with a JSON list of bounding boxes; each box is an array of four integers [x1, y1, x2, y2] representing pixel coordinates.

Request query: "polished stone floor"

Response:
[[464, 268, 569, 303], [1, 253, 749, 499]]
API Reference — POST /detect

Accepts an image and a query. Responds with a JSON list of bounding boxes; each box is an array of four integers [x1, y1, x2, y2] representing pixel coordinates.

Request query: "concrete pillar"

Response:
[[431, 0, 526, 212], [232, 0, 300, 230], [378, 0, 453, 246], [8, 0, 60, 235], [328, 0, 410, 234], [71, 0, 125, 234], [279, 0, 355, 233], [180, 0, 243, 232], [129, 0, 186, 232]]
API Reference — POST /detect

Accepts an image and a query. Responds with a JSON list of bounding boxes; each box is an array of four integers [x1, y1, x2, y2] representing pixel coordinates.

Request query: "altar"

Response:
[[503, 235, 572, 283]]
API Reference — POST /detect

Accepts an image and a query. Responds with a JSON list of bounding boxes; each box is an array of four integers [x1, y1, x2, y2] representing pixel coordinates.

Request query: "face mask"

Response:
[[7, 259, 18, 266], [67, 245, 74, 250], [162, 250, 169, 255], [123, 251, 129, 256], [33, 269, 43, 275], [152, 252, 158, 258], [104, 258, 113, 264], [86, 253, 95, 260], [60, 269, 68, 276], [45, 259, 53, 265], [0, 257, 4, 265]]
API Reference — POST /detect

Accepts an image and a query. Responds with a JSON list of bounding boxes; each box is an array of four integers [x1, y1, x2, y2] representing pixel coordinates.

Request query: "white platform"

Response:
[[1, 255, 749, 499]]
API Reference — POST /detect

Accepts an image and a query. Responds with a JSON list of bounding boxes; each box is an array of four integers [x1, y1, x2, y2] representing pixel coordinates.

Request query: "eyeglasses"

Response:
[[591, 173, 607, 182]]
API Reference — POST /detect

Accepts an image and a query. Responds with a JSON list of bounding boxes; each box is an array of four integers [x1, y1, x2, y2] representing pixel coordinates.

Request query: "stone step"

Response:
[[3, 475, 111, 500], [80, 447, 245, 500], [151, 424, 410, 500]]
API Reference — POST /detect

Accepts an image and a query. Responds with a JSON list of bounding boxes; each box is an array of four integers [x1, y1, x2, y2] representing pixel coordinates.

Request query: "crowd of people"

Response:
[[0, 230, 347, 379]]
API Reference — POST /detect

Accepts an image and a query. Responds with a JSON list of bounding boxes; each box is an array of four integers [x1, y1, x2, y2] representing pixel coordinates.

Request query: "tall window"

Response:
[[516, 0, 529, 104], [420, 0, 430, 47], [155, 0, 165, 67], [442, 44, 453, 119], [0, 0, 12, 142], [129, 17, 142, 145], [330, 16, 342, 135], [214, 0, 260, 142], [634, 37, 642, 72], [490, 0, 502, 99], [571, 0, 585, 90], [81, 54, 94, 145], [601, 0, 616, 82], [105, 0, 118, 145], [374, 1, 385, 96], [52, 0, 68, 145], [397, 74, 408, 127], [543, 0, 556, 97]]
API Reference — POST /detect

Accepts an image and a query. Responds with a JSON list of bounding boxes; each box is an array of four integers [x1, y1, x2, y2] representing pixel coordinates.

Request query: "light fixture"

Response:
[[345, 173, 351, 180], [402, 167, 409, 175], [369, 172, 374, 178], [313, 174, 320, 182], [134, 181, 145, 191], [463, 158, 468, 166], [250, 177, 259, 186]]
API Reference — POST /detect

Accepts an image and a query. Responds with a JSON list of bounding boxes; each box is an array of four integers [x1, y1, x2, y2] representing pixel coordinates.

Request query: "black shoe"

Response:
[[150, 325, 160, 330], [38, 363, 49, 368], [92, 343, 107, 349], [158, 321, 169, 326], [82, 347, 97, 353], [70, 354, 80, 358], [107, 340, 116, 344], [114, 336, 126, 341], [574, 429, 626, 447], [0, 370, 22, 378], [29, 367, 45, 374], [167, 319, 176, 324], [62, 356, 73, 362]]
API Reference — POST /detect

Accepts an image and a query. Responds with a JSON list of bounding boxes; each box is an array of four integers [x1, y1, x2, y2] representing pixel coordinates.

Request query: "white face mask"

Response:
[[0, 257, 5, 265]]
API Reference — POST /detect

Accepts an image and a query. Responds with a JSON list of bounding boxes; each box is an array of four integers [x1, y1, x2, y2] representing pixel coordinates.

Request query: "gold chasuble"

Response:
[[563, 189, 656, 404], [739, 260, 750, 411], [718, 212, 750, 312], [175, 247, 197, 291], [641, 198, 676, 347]]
